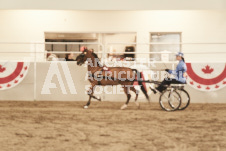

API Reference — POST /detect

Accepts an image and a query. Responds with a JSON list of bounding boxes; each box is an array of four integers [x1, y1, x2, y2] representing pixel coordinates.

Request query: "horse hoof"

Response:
[[97, 96, 101, 101], [84, 105, 89, 109], [120, 104, 128, 110]]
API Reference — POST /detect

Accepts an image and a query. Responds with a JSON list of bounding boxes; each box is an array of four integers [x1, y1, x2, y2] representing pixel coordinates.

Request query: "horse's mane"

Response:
[[91, 52, 103, 67]]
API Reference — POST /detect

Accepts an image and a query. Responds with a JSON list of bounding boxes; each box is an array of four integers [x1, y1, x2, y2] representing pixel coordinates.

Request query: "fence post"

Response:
[[34, 43, 37, 101]]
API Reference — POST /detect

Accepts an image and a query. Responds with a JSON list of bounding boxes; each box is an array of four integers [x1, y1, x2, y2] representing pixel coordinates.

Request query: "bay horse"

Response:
[[75, 48, 149, 109]]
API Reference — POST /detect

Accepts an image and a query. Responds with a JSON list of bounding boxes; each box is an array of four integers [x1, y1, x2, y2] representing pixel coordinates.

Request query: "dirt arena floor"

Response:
[[0, 101, 226, 151]]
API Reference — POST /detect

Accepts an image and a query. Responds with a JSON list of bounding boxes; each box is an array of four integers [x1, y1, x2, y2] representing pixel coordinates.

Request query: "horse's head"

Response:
[[75, 48, 93, 66]]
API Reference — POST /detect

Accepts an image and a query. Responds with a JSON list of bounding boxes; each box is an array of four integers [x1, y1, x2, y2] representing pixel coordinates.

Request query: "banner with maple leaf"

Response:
[[0, 62, 30, 90], [186, 63, 226, 91]]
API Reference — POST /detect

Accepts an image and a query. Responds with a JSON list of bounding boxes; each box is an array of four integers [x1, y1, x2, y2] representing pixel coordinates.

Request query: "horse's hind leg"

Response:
[[130, 86, 140, 108], [121, 86, 131, 110]]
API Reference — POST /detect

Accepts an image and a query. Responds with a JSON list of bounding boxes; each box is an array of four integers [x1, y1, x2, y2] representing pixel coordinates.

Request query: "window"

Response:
[[150, 32, 181, 61], [45, 32, 99, 61], [102, 33, 136, 61]]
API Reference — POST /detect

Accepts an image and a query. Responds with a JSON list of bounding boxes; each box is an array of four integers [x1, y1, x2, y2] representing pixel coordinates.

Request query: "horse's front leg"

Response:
[[84, 95, 92, 109], [84, 84, 96, 109], [84, 82, 102, 108], [90, 95, 101, 101]]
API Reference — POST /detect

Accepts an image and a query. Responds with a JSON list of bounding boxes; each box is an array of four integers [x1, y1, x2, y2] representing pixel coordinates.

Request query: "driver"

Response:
[[153, 52, 187, 93]]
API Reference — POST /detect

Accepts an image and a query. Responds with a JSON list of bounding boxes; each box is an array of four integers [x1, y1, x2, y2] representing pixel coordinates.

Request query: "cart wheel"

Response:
[[176, 89, 190, 110], [159, 90, 181, 111]]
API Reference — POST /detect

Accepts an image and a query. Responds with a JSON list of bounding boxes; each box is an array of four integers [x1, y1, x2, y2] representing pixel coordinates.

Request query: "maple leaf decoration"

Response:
[[202, 65, 214, 74], [0, 65, 6, 73]]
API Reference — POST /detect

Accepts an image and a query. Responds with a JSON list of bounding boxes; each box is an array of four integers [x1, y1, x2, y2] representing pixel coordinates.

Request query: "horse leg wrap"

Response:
[[84, 105, 89, 109], [120, 104, 128, 110]]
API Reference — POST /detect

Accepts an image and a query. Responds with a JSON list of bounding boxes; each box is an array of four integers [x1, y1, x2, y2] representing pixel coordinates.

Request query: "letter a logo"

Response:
[[41, 62, 77, 94]]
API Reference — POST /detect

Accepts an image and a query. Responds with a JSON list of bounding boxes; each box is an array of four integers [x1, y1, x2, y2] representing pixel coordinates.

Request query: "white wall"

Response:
[[0, 10, 226, 61]]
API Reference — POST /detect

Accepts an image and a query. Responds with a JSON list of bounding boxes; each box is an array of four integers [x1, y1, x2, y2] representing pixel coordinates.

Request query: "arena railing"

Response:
[[105, 42, 226, 63]]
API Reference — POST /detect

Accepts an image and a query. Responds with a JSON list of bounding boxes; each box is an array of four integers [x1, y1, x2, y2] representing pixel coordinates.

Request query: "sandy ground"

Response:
[[0, 101, 226, 151]]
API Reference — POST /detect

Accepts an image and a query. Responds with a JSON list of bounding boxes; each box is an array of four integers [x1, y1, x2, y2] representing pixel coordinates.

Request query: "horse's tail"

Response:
[[132, 69, 150, 101]]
